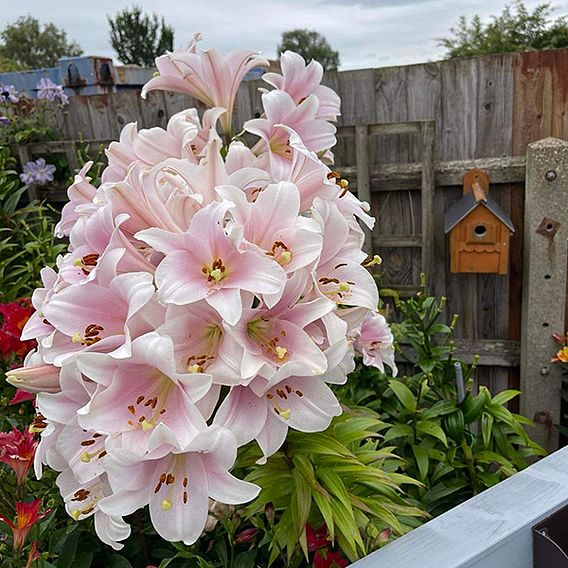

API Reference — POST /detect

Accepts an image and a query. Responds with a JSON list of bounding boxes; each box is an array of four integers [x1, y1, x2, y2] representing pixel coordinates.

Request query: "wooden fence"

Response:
[[17, 48, 568, 451]]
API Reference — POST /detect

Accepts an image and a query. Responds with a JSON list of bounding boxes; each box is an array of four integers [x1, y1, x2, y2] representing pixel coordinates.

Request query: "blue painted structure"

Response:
[[0, 55, 268, 99], [0, 56, 117, 99]]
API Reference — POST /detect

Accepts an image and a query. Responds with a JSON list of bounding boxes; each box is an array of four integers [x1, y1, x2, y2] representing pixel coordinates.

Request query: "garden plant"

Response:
[[0, 35, 545, 568]]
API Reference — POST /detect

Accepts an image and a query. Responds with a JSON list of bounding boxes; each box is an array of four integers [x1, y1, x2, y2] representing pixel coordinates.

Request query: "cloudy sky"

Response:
[[2, 0, 568, 69]]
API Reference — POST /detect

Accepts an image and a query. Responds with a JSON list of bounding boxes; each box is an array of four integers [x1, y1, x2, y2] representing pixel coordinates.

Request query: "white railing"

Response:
[[352, 445, 568, 568]]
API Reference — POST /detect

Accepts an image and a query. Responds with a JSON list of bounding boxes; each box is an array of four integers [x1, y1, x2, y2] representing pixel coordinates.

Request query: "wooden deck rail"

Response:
[[352, 445, 568, 568]]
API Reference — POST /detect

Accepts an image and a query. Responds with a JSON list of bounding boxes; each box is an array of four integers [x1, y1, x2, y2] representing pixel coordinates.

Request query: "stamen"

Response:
[[275, 346, 287, 360], [363, 254, 382, 267]]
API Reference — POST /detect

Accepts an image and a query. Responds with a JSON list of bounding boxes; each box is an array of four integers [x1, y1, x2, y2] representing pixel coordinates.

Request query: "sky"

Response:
[[1, 0, 568, 70]]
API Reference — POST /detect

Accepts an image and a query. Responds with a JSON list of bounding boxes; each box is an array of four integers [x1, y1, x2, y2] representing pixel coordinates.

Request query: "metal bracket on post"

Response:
[[521, 137, 568, 453]]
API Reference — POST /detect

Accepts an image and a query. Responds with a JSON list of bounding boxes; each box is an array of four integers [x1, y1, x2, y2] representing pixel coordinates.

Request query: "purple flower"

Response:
[[36, 77, 69, 105], [0, 116, 10, 126], [0, 84, 19, 104], [19, 158, 56, 186]]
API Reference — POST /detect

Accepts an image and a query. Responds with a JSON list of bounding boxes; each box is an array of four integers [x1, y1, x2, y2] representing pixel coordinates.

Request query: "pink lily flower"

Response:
[[103, 108, 226, 185], [35, 362, 107, 484], [56, 162, 99, 238], [262, 51, 341, 121], [217, 181, 323, 274], [354, 311, 397, 375], [61, 207, 155, 285], [57, 469, 130, 550], [245, 90, 336, 165], [99, 425, 259, 545], [0, 427, 37, 485], [228, 272, 332, 381], [41, 249, 161, 365], [137, 201, 286, 325], [75, 333, 211, 454], [141, 34, 268, 135], [312, 199, 378, 310], [156, 302, 242, 387], [0, 500, 50, 551], [6, 348, 61, 393], [271, 125, 374, 228], [214, 372, 341, 461]]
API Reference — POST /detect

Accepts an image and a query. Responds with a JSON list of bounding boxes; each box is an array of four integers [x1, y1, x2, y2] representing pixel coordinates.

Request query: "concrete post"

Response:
[[521, 137, 568, 453]]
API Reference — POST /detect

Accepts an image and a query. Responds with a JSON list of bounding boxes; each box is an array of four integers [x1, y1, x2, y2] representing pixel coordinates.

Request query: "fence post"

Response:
[[521, 137, 568, 453], [420, 121, 436, 294], [355, 124, 372, 254]]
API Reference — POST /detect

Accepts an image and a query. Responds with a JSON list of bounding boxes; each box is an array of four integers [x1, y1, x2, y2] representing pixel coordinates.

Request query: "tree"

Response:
[[440, 1, 568, 59], [0, 16, 82, 69], [108, 5, 174, 67], [278, 29, 340, 71]]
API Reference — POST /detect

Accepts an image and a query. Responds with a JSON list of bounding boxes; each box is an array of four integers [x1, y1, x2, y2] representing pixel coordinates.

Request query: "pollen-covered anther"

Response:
[[204, 258, 227, 283], [73, 253, 100, 275], [266, 241, 292, 266], [72, 324, 104, 346], [186, 354, 213, 373], [29, 413, 47, 433]]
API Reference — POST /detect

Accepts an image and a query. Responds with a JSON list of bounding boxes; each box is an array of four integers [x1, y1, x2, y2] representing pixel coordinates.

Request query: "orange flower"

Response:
[[552, 346, 568, 363], [0, 500, 50, 551]]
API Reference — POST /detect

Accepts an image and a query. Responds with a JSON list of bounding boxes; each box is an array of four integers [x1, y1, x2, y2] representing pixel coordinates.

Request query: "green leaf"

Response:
[[481, 412, 494, 448], [388, 379, 417, 412], [105, 556, 133, 568], [421, 400, 457, 419], [291, 469, 312, 541], [411, 444, 429, 481], [416, 420, 447, 446], [383, 424, 414, 442], [234, 550, 257, 568], [312, 490, 335, 541], [492, 390, 521, 406]]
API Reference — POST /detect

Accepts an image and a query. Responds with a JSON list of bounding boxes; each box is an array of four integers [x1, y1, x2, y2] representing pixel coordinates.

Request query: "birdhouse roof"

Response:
[[444, 192, 515, 234]]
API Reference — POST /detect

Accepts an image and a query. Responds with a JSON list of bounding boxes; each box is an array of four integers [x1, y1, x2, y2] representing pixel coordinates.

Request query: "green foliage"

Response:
[[338, 291, 546, 517], [0, 55, 25, 73], [0, 16, 82, 69], [278, 29, 340, 71], [0, 147, 65, 302], [440, 1, 568, 59], [240, 409, 425, 565], [108, 5, 174, 66]]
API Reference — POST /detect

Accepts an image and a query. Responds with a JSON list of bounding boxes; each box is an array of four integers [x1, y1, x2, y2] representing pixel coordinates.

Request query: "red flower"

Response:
[[9, 389, 35, 405], [307, 523, 329, 552], [314, 549, 349, 568], [0, 427, 37, 485], [0, 500, 50, 551], [0, 298, 36, 358]]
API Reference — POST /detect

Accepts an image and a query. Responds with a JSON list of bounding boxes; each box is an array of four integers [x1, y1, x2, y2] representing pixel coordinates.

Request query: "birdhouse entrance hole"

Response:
[[474, 224, 487, 238]]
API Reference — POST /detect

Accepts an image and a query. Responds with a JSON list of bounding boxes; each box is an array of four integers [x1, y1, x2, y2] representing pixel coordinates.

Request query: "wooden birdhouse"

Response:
[[444, 169, 514, 274]]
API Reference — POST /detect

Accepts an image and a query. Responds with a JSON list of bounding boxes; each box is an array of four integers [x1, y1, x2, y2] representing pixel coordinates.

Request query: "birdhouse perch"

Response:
[[444, 169, 514, 274]]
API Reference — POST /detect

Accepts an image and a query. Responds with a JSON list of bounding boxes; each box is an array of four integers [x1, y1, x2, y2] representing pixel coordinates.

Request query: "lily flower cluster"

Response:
[[7, 36, 395, 549]]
